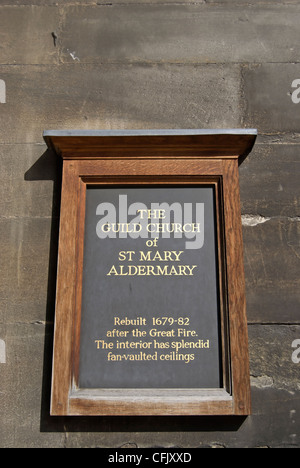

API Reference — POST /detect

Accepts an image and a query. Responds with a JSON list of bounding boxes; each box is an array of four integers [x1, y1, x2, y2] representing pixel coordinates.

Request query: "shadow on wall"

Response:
[[25, 149, 247, 435], [24, 148, 62, 432]]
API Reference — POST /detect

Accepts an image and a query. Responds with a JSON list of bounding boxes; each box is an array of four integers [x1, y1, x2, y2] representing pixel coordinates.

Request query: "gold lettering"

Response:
[[107, 264, 197, 276]]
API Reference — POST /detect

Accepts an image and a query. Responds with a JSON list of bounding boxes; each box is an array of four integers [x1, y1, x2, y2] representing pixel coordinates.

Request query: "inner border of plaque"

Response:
[[77, 182, 228, 392]]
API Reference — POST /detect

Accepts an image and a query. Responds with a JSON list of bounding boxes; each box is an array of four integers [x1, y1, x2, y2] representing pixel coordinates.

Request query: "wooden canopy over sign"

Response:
[[44, 129, 257, 160], [44, 129, 257, 417]]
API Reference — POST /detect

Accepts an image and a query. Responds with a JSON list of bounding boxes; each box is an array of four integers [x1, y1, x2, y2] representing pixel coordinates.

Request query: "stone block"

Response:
[[0, 0, 206, 4], [0, 322, 63, 447], [0, 144, 60, 218], [0, 63, 242, 144], [243, 63, 300, 133], [0, 6, 59, 65], [0, 217, 56, 325], [243, 218, 300, 323], [59, 4, 300, 64], [207, 0, 300, 4], [239, 144, 300, 218], [249, 325, 300, 393]]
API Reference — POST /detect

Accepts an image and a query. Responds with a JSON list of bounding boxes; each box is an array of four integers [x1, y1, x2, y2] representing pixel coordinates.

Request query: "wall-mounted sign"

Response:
[[44, 129, 257, 416]]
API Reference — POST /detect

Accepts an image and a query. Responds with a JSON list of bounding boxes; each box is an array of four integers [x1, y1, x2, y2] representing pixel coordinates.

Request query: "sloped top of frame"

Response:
[[43, 129, 257, 162]]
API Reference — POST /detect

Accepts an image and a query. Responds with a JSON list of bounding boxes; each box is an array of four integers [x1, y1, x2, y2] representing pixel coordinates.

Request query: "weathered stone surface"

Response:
[[208, 0, 300, 4], [249, 325, 300, 393], [243, 218, 300, 324], [0, 144, 59, 218], [0, 6, 60, 65], [0, 0, 206, 4], [242, 387, 300, 448], [239, 144, 300, 218], [0, 323, 63, 448], [247, 325, 300, 446], [0, 217, 56, 325], [1, 0, 299, 4], [243, 63, 300, 133], [0, 64, 242, 144], [59, 4, 300, 64]]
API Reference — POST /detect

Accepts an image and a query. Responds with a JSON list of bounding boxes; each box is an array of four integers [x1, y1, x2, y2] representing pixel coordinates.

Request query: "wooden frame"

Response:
[[44, 129, 257, 416]]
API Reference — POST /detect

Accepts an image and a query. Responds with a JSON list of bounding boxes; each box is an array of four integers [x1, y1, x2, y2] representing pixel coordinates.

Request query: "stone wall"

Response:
[[0, 0, 299, 448]]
